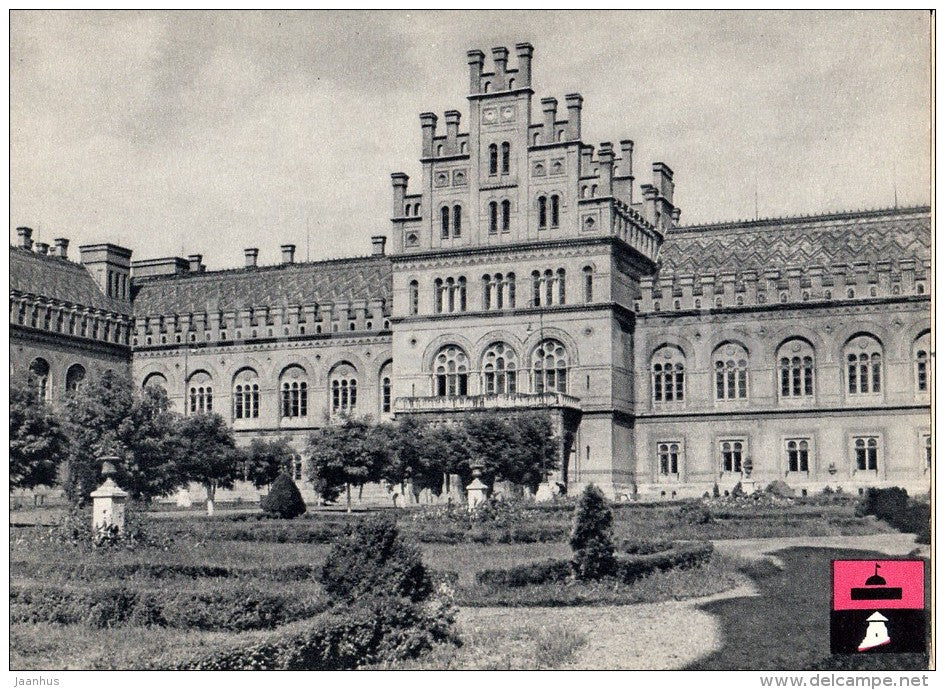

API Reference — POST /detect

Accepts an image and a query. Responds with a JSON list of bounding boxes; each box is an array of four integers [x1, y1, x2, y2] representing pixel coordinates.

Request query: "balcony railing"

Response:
[[394, 392, 582, 413]]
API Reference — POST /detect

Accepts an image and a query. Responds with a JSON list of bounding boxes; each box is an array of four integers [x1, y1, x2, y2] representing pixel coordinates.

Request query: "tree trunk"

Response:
[[346, 483, 352, 513], [206, 483, 215, 517], [358, 484, 363, 502]]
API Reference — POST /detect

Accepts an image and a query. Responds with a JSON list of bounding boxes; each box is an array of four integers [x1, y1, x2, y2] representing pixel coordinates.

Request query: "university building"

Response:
[[10, 44, 931, 500]]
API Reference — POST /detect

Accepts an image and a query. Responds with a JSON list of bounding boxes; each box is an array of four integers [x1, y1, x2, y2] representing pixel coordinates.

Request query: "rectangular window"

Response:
[[719, 438, 745, 473], [923, 434, 931, 470], [852, 435, 879, 471], [785, 438, 811, 473], [657, 442, 681, 477]]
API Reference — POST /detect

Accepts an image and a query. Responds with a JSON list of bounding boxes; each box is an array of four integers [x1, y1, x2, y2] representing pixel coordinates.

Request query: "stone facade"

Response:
[[9, 44, 931, 500]]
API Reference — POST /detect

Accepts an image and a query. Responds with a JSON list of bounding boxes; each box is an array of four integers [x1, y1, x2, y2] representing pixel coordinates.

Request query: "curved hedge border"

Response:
[[10, 582, 328, 631], [475, 540, 714, 587]]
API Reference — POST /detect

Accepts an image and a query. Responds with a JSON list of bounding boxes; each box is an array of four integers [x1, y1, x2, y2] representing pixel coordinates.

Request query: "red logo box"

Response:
[[832, 560, 924, 610]]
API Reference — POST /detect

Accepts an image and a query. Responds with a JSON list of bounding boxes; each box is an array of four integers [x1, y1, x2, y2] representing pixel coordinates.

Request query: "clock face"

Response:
[[483, 108, 497, 124], [500, 105, 515, 122]]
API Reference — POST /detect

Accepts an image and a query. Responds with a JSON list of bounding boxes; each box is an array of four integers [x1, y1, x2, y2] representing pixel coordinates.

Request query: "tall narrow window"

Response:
[[720, 440, 744, 473], [853, 436, 879, 471], [457, 277, 467, 312], [556, 268, 566, 304], [550, 195, 560, 228], [544, 269, 554, 305], [440, 207, 449, 239], [483, 274, 493, 309], [713, 344, 749, 400], [786, 439, 810, 472], [409, 280, 419, 315], [506, 272, 516, 308], [583, 266, 593, 303], [489, 202, 498, 234], [651, 346, 686, 403], [914, 332, 930, 393], [446, 277, 455, 313], [489, 144, 498, 175], [501, 200, 511, 232], [494, 273, 504, 309], [434, 278, 444, 314], [777, 340, 815, 398], [330, 364, 358, 414], [501, 142, 510, 173], [844, 336, 883, 395], [233, 370, 260, 419], [532, 271, 542, 306], [452, 205, 462, 237], [538, 196, 547, 228], [29, 358, 50, 402], [382, 376, 392, 413]]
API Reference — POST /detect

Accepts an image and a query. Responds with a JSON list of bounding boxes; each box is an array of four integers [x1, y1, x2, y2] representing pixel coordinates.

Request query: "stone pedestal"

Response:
[[466, 478, 488, 510], [741, 479, 757, 494], [90, 478, 128, 534], [175, 488, 193, 508]]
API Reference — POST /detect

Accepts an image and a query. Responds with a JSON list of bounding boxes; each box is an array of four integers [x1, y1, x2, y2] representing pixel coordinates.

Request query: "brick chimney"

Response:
[[34, 241, 50, 255], [371, 236, 387, 256], [244, 247, 259, 268], [54, 237, 69, 259], [16, 226, 32, 250], [188, 254, 203, 272], [281, 244, 296, 265]]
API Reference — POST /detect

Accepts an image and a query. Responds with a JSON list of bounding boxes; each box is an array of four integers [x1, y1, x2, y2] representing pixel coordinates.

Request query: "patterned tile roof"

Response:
[[131, 255, 392, 316], [659, 207, 931, 275], [9, 246, 131, 314]]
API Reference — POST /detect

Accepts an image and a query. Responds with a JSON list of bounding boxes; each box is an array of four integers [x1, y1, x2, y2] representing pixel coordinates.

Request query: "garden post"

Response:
[[89, 457, 128, 535]]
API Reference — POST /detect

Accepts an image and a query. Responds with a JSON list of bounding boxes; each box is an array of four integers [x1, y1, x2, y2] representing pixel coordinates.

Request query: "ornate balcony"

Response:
[[394, 391, 582, 414]]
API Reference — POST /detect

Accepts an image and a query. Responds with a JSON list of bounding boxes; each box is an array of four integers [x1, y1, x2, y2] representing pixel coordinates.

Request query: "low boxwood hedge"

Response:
[[10, 582, 328, 631]]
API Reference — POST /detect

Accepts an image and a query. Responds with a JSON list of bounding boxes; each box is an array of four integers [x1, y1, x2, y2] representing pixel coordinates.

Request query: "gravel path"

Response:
[[458, 533, 926, 670]]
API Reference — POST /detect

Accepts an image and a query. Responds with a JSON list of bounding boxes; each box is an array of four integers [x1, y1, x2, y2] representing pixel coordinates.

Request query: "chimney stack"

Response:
[[34, 241, 49, 255], [515, 42, 533, 87], [467, 49, 485, 93], [420, 112, 437, 158], [565, 93, 583, 141], [54, 237, 69, 259], [620, 140, 634, 179], [244, 247, 259, 268], [188, 254, 203, 272], [444, 110, 461, 154], [541, 97, 558, 144], [391, 172, 409, 218], [281, 244, 296, 265], [16, 226, 33, 250], [598, 143, 615, 196], [371, 235, 387, 256]]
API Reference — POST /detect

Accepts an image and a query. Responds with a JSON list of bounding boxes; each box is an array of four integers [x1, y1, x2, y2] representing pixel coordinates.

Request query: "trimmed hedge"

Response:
[[856, 487, 931, 543], [10, 582, 328, 631], [167, 598, 452, 670], [260, 473, 307, 519], [475, 540, 714, 588]]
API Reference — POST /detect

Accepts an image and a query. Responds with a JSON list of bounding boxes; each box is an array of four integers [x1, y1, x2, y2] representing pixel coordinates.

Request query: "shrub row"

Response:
[[856, 487, 930, 543], [11, 560, 321, 582], [167, 596, 457, 670], [475, 540, 714, 588], [10, 582, 328, 631]]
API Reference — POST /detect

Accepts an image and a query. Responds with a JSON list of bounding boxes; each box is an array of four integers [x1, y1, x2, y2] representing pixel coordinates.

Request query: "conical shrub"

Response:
[[260, 472, 307, 519], [569, 484, 617, 580]]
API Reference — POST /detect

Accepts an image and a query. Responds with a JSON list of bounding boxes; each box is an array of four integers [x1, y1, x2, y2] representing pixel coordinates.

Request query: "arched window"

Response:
[[777, 339, 815, 398], [433, 345, 469, 397], [452, 205, 462, 237], [658, 443, 680, 476], [233, 369, 260, 419], [436, 144, 444, 156], [786, 439, 810, 472], [434, 278, 444, 314], [844, 335, 883, 395], [379, 362, 393, 414], [720, 440, 744, 473], [501, 199, 511, 231], [532, 339, 569, 394], [329, 363, 358, 414], [583, 266, 593, 303], [482, 342, 517, 395], [506, 272, 516, 308], [651, 345, 685, 403], [544, 269, 554, 305], [281, 365, 308, 418], [483, 81, 491, 93], [29, 357, 50, 402], [556, 268, 566, 304], [457, 276, 467, 312], [142, 372, 168, 394], [489, 201, 498, 234], [854, 437, 878, 471], [914, 332, 930, 392], [508, 78, 515, 89], [538, 196, 547, 228], [533, 131, 540, 145], [65, 363, 87, 394], [488, 144, 498, 175], [713, 343, 749, 400], [188, 371, 213, 414], [501, 142, 510, 174], [409, 280, 419, 316], [482, 274, 493, 310], [445, 277, 455, 313], [550, 195, 560, 227], [440, 206, 450, 239], [581, 185, 589, 198], [532, 270, 542, 306]]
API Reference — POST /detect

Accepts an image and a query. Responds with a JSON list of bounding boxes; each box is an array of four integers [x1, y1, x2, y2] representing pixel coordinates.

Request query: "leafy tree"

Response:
[[569, 484, 617, 580], [463, 414, 515, 489], [10, 376, 68, 490], [420, 420, 472, 494], [244, 437, 296, 488], [260, 471, 307, 518], [504, 411, 559, 493], [177, 412, 239, 516], [306, 416, 391, 511]]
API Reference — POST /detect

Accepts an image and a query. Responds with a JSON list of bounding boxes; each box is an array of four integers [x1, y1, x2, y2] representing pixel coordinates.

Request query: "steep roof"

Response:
[[131, 255, 392, 316], [9, 246, 131, 314], [659, 207, 931, 275]]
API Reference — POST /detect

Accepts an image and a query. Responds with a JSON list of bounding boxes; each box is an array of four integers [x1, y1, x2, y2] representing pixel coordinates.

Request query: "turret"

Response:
[[565, 93, 583, 141], [491, 46, 509, 87], [420, 112, 437, 158], [467, 50, 485, 94], [444, 110, 461, 154], [541, 97, 558, 144], [391, 173, 409, 218], [598, 143, 615, 196], [515, 42, 533, 87], [79, 243, 133, 300]]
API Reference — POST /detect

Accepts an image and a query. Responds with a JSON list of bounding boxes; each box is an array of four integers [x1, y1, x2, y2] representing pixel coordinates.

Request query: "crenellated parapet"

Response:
[[10, 289, 132, 347]]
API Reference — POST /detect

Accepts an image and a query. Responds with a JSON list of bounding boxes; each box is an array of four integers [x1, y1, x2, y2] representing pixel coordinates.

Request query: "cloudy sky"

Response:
[[10, 10, 931, 268]]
